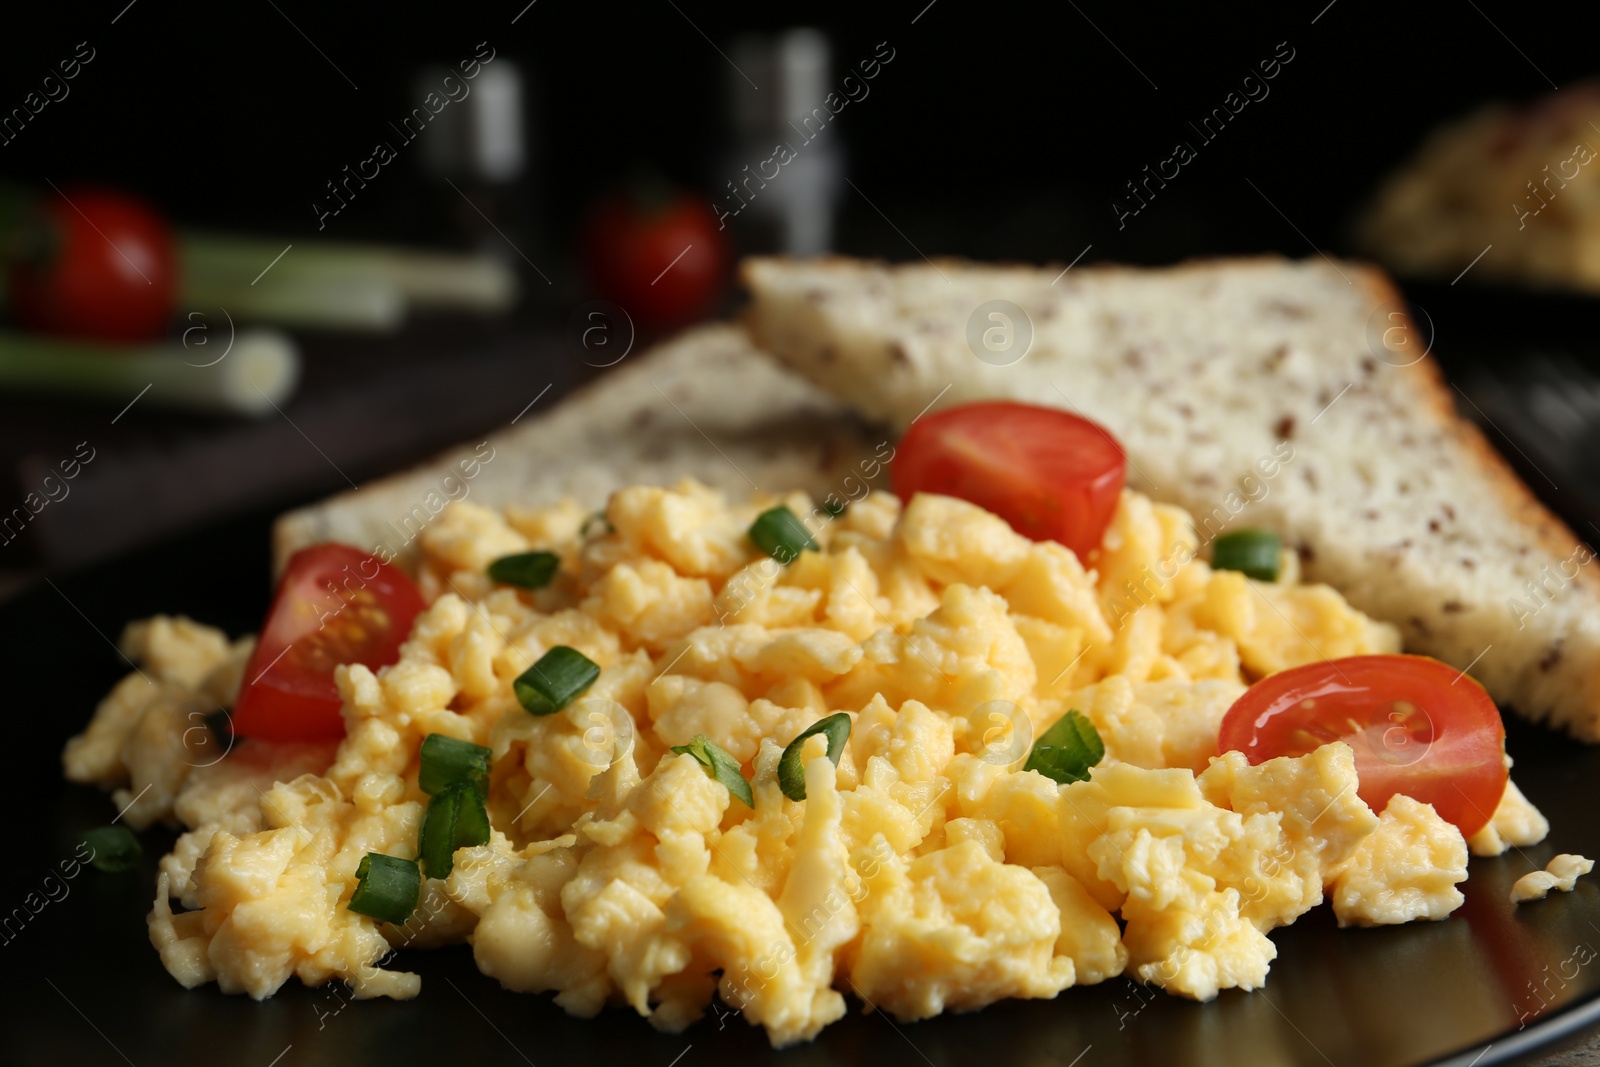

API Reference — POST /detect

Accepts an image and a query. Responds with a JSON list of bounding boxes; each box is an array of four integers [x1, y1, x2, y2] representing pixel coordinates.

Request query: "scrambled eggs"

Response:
[[64, 482, 1556, 1045], [1511, 854, 1595, 904]]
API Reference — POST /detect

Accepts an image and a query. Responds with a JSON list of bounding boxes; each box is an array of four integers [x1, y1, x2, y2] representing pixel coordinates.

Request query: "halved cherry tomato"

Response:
[[1217, 654, 1508, 836], [230, 544, 426, 742], [893, 401, 1127, 559]]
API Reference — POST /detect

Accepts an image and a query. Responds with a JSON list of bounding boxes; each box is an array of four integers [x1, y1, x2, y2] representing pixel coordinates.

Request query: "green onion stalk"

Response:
[[179, 232, 518, 331], [0, 179, 519, 330], [0, 329, 299, 416]]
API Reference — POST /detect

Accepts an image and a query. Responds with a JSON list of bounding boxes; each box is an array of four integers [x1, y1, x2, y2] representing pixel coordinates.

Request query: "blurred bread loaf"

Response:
[[1357, 81, 1600, 290]]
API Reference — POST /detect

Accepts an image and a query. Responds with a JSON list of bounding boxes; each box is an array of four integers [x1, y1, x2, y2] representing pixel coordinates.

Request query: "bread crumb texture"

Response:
[[742, 255, 1600, 738]]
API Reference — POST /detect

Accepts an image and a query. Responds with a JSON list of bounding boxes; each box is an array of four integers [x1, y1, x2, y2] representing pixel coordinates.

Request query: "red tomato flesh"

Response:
[[8, 187, 177, 342], [1218, 654, 1507, 836], [893, 401, 1127, 559], [231, 544, 426, 742], [579, 189, 729, 332]]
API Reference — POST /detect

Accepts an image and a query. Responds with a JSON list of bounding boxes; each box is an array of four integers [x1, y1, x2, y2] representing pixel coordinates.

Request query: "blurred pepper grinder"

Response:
[[415, 58, 544, 289], [720, 28, 844, 256]]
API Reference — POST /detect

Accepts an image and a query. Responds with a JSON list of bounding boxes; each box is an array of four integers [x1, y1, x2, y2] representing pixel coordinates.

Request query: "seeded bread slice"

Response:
[[742, 254, 1600, 740], [271, 323, 879, 574]]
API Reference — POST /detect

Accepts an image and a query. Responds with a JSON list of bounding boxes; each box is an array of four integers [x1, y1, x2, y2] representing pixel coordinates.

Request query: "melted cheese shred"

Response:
[[64, 482, 1547, 1046]]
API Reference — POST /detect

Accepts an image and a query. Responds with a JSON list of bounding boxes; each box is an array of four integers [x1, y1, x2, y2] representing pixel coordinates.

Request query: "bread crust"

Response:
[[744, 251, 1597, 589], [742, 253, 1600, 738], [1345, 262, 1600, 601], [271, 324, 880, 576]]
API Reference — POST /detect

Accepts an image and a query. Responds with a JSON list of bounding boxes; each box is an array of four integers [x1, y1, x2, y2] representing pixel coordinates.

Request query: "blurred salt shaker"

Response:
[[721, 29, 844, 256], [416, 60, 537, 269]]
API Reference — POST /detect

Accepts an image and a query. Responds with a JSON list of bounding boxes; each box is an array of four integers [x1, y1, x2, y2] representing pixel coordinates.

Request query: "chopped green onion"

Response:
[[823, 498, 848, 518], [748, 506, 817, 565], [487, 551, 560, 589], [1212, 529, 1282, 582], [670, 734, 754, 808], [581, 512, 614, 539], [514, 646, 600, 715], [348, 852, 421, 924], [419, 733, 492, 797], [778, 713, 853, 801], [419, 782, 492, 880], [1024, 710, 1105, 785], [80, 826, 142, 873]]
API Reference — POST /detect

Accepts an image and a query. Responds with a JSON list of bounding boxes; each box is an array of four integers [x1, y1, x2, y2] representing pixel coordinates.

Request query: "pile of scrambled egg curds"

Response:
[[63, 482, 1551, 1046]]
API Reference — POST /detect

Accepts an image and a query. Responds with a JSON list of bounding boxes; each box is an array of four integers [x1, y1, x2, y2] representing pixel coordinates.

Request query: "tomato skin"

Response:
[[1218, 654, 1508, 837], [230, 544, 426, 742], [579, 190, 729, 331], [893, 401, 1127, 559], [8, 188, 177, 342]]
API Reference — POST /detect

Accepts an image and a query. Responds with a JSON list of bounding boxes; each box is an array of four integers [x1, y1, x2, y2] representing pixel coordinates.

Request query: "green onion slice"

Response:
[[822, 498, 847, 518], [1023, 710, 1105, 785], [81, 826, 142, 873], [514, 646, 600, 715], [419, 781, 492, 880], [1211, 529, 1282, 582], [349, 852, 421, 924], [748, 506, 818, 565], [778, 713, 852, 801], [487, 550, 561, 589], [419, 733, 492, 797], [670, 734, 754, 808]]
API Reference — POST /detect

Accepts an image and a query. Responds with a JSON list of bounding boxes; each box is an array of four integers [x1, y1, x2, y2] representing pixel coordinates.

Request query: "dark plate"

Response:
[[3, 503, 1599, 1067], [11, 282, 1600, 1067]]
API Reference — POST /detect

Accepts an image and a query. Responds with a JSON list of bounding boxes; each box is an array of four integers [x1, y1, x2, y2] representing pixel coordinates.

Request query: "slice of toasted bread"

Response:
[[742, 254, 1600, 739], [272, 323, 879, 574]]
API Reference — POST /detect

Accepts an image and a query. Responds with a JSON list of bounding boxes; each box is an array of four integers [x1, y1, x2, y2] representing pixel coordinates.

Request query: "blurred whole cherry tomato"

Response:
[[579, 187, 729, 332], [8, 187, 177, 342]]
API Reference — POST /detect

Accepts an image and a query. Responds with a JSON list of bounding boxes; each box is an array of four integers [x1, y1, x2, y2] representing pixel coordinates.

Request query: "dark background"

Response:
[[0, 0, 1597, 591], [8, 5, 1600, 1065], [1, 0, 1590, 260]]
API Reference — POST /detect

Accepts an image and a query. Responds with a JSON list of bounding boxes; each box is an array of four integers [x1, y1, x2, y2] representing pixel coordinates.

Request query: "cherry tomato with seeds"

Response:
[[230, 544, 427, 742], [1218, 654, 1508, 836]]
